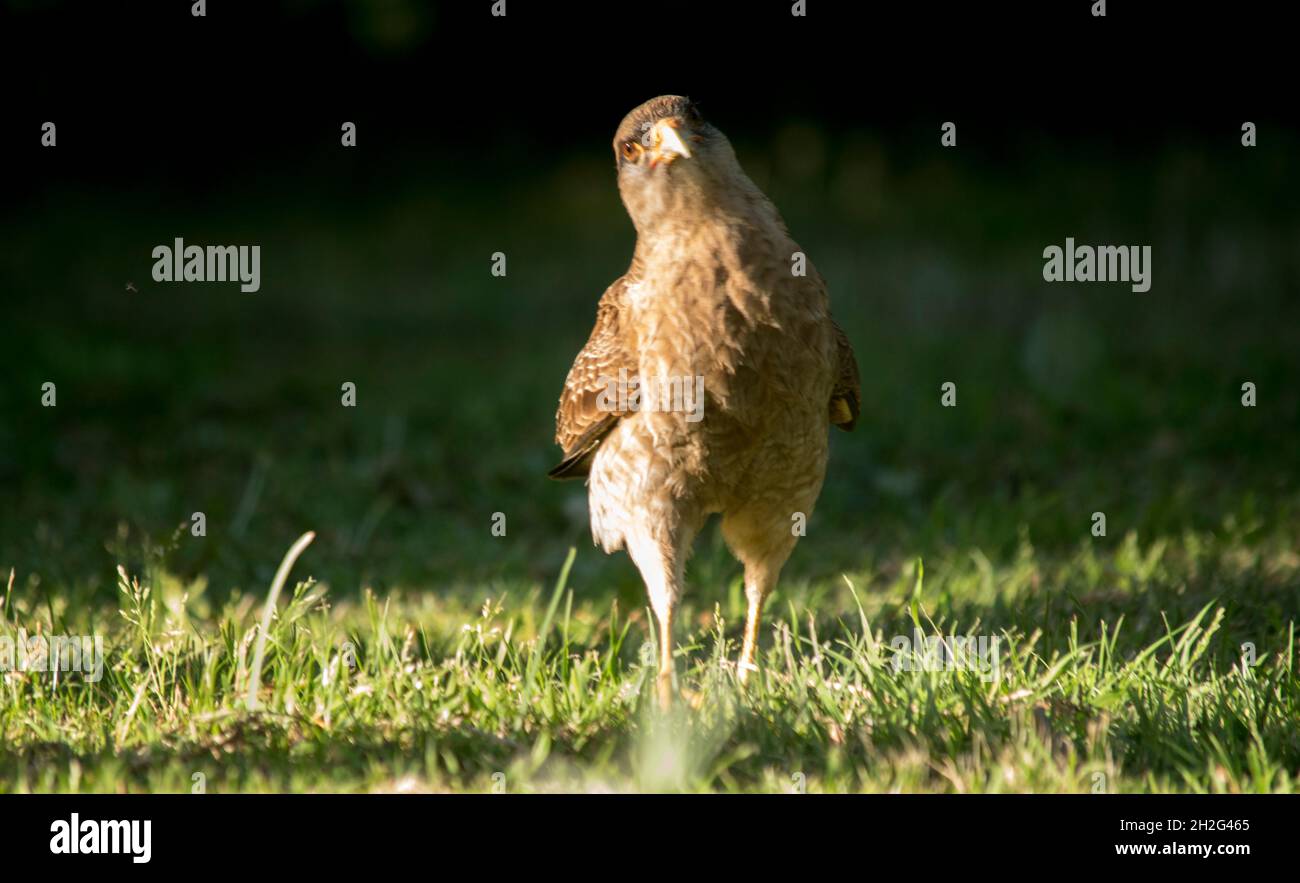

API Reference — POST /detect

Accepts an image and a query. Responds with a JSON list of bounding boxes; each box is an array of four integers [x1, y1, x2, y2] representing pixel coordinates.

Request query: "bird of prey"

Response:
[[550, 95, 859, 708]]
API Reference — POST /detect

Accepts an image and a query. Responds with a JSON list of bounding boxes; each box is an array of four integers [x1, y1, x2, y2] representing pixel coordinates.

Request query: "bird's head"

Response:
[[613, 95, 750, 234]]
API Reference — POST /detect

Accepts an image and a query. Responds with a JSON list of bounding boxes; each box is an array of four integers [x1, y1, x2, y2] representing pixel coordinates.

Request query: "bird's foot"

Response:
[[677, 686, 704, 710]]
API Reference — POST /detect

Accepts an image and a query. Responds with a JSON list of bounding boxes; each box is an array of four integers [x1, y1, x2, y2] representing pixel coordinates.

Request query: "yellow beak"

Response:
[[648, 118, 692, 166]]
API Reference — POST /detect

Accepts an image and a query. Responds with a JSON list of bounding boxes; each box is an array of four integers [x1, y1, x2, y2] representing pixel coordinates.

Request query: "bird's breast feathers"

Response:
[[626, 233, 836, 418]]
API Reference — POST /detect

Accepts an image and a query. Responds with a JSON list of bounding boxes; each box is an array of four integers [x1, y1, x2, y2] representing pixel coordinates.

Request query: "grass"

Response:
[[2, 513, 1297, 793], [1, 128, 1298, 793]]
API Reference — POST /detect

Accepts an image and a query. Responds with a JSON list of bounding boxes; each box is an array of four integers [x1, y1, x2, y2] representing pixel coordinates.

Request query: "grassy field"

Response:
[[3, 528, 1297, 793], [2, 128, 1298, 792]]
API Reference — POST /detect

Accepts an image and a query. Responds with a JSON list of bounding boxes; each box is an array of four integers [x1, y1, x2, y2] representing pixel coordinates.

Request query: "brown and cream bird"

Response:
[[550, 96, 859, 708]]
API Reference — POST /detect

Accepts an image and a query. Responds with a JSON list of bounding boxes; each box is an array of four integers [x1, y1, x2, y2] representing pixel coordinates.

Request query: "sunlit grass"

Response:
[[2, 516, 1296, 793]]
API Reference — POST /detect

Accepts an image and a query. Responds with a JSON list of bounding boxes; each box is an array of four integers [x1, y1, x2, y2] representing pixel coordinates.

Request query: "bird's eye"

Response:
[[620, 141, 642, 163]]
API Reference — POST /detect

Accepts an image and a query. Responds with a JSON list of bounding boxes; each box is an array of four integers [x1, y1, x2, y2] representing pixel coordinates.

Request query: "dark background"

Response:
[[1, 0, 1296, 611]]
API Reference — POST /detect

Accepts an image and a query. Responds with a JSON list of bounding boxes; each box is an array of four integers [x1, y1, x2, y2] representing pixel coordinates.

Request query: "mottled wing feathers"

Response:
[[829, 318, 860, 431], [549, 279, 635, 479]]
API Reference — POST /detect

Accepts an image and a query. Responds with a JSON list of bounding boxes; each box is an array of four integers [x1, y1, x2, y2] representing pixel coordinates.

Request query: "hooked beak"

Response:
[[647, 117, 693, 168]]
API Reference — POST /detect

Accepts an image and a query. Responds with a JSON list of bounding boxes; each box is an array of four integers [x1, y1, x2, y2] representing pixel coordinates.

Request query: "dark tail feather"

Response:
[[547, 414, 619, 480], [547, 448, 595, 480]]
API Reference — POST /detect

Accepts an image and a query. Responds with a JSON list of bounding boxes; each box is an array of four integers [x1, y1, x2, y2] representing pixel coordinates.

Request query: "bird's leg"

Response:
[[738, 590, 766, 684], [655, 603, 675, 711], [723, 512, 795, 687], [626, 531, 687, 711], [737, 562, 779, 684]]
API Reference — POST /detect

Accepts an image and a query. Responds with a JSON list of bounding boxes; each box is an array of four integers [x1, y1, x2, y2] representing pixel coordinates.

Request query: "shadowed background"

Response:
[[1, 0, 1296, 619]]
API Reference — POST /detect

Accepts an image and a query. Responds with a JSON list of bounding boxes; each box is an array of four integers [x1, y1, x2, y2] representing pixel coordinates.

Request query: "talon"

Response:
[[679, 687, 704, 710]]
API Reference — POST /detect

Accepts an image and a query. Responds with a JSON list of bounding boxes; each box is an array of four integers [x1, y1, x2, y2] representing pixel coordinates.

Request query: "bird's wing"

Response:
[[549, 278, 636, 479], [829, 318, 861, 431]]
